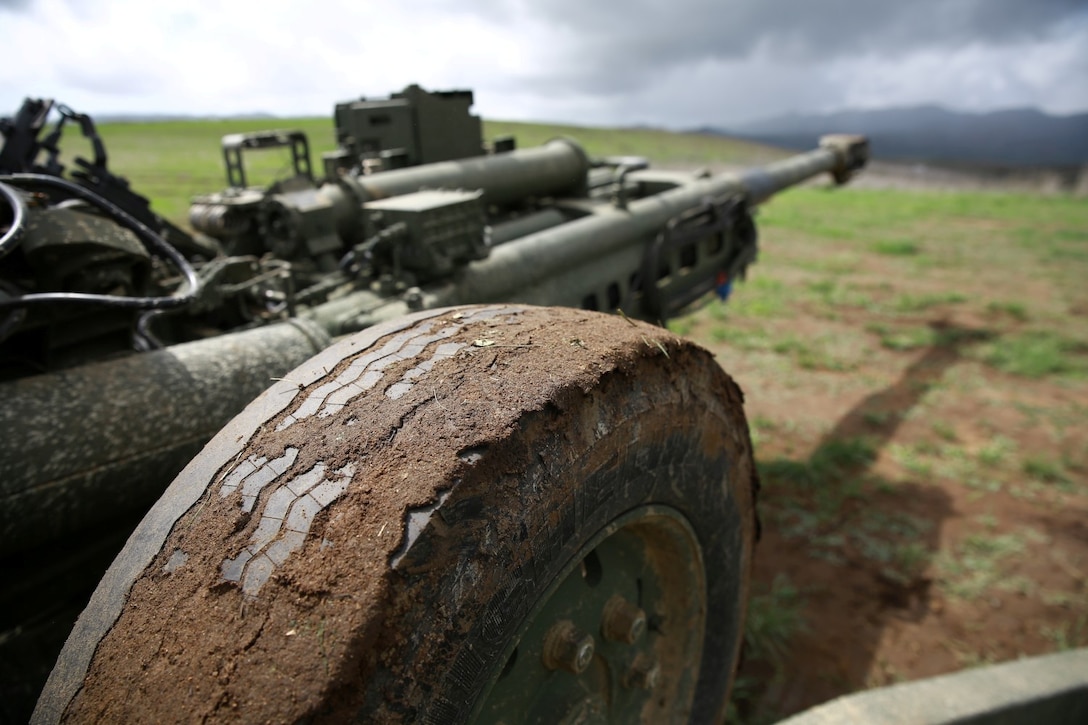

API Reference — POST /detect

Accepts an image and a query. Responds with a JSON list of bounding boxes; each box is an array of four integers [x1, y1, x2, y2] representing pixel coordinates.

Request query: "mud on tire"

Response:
[[36, 305, 758, 723]]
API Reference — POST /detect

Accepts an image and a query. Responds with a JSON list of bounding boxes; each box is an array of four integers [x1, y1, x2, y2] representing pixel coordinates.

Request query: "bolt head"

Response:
[[625, 653, 661, 691], [542, 620, 596, 675], [575, 640, 594, 671], [601, 595, 647, 644]]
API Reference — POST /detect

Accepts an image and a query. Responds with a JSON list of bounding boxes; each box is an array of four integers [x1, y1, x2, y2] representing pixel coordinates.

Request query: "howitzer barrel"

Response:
[[191, 139, 592, 248], [307, 138, 591, 246], [352, 138, 590, 206], [0, 320, 330, 557], [441, 136, 869, 307], [740, 135, 869, 203]]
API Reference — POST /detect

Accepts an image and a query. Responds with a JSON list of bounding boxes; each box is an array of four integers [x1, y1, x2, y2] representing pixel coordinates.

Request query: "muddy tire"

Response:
[[35, 305, 757, 724]]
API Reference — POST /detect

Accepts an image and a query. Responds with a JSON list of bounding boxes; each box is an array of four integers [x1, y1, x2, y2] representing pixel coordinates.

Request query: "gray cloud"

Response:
[[482, 0, 1087, 96], [538, 0, 1083, 56], [1, 0, 1085, 128]]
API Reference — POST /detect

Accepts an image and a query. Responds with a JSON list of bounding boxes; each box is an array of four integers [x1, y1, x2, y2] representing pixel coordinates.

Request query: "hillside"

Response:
[[716, 106, 1088, 168]]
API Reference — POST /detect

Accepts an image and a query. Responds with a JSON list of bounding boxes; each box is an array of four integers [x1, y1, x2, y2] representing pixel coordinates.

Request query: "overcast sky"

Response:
[[2, 0, 1087, 128]]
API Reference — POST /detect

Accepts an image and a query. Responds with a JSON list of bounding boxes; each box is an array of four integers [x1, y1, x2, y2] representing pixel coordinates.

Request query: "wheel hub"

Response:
[[473, 505, 706, 723]]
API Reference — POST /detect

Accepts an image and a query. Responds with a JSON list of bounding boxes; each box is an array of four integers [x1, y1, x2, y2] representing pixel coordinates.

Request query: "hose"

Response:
[[0, 180, 28, 260], [0, 173, 201, 310]]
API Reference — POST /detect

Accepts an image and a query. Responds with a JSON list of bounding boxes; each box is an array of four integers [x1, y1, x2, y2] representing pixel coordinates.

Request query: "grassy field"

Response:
[[689, 186, 1088, 721], [43, 116, 1088, 720], [55, 117, 342, 223]]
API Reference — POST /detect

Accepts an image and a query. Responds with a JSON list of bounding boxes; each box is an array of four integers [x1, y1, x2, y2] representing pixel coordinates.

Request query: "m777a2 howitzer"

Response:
[[0, 86, 867, 723]]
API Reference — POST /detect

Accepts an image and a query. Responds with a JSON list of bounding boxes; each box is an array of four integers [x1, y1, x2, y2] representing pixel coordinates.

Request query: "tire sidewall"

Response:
[[375, 354, 754, 723]]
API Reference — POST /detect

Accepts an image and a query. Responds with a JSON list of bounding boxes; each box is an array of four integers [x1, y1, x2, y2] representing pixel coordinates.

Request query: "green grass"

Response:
[[852, 510, 934, 581], [710, 320, 867, 371], [743, 574, 807, 665], [759, 437, 877, 525], [725, 277, 788, 318], [889, 442, 935, 477], [763, 437, 878, 490], [931, 421, 958, 441], [53, 116, 343, 223], [762, 436, 940, 587], [728, 574, 807, 724], [892, 292, 968, 312], [977, 436, 1016, 467], [983, 331, 1088, 378], [938, 532, 1028, 599], [759, 188, 1086, 267], [870, 240, 921, 256], [805, 279, 874, 309], [771, 335, 862, 371], [1041, 613, 1088, 651], [985, 300, 1029, 321], [666, 317, 694, 336], [710, 326, 772, 349], [867, 323, 940, 351], [1022, 457, 1074, 490]]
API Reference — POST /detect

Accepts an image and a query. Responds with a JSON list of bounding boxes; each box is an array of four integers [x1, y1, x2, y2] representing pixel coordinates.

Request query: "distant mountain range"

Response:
[[710, 106, 1088, 168]]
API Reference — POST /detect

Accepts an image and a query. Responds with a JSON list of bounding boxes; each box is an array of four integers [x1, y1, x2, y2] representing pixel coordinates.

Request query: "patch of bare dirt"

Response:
[[694, 309, 1088, 720], [850, 160, 1086, 195]]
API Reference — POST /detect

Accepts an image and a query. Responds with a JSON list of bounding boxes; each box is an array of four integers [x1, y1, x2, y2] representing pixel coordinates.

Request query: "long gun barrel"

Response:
[[190, 138, 591, 250], [440, 136, 868, 313], [350, 138, 590, 205]]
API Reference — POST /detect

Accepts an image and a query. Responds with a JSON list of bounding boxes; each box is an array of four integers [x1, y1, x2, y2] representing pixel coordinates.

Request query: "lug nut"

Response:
[[601, 595, 647, 644], [542, 620, 595, 674], [625, 653, 661, 691]]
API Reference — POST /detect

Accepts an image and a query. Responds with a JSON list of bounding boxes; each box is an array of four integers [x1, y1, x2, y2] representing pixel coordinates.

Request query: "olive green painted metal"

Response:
[[331, 84, 484, 171], [0, 319, 330, 557], [187, 138, 590, 274], [472, 507, 706, 724], [433, 142, 860, 316]]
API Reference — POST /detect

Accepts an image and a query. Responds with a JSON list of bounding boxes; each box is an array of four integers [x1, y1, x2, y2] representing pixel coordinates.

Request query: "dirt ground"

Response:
[[675, 164, 1088, 721], [714, 325, 1087, 720]]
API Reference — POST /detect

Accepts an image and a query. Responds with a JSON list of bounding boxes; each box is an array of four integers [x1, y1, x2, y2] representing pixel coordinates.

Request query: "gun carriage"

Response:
[[0, 86, 866, 723]]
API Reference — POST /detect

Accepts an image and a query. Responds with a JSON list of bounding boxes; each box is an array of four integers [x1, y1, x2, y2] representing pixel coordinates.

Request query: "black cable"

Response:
[[0, 173, 201, 310], [134, 310, 166, 350], [0, 180, 27, 260]]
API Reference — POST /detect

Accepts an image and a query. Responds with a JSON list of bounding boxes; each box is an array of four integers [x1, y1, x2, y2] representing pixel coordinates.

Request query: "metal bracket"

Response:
[[608, 157, 649, 210], [221, 130, 313, 189], [638, 193, 757, 322]]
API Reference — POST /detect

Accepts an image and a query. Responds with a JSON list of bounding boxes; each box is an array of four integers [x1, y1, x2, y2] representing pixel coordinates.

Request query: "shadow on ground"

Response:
[[731, 324, 992, 722]]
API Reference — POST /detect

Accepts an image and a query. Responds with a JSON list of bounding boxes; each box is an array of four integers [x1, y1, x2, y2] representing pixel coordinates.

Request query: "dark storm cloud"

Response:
[[477, 0, 1087, 94], [2, 0, 1084, 124]]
